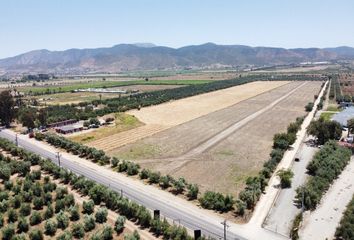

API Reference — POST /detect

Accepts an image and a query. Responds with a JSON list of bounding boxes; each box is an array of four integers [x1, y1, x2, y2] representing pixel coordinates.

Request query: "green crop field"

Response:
[[21, 79, 213, 95]]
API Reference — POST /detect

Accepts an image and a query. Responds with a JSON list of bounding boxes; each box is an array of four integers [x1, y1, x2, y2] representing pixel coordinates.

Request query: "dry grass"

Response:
[[69, 113, 143, 144], [89, 81, 289, 151], [113, 81, 322, 196]]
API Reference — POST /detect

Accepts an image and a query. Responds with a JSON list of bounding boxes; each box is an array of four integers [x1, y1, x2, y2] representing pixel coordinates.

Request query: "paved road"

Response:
[[263, 136, 318, 236], [0, 129, 246, 240]]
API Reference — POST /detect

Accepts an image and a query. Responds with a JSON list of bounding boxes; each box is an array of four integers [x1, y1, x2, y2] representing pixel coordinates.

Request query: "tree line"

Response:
[[0, 137, 197, 240], [295, 141, 351, 210], [1, 74, 327, 127], [335, 195, 354, 240]]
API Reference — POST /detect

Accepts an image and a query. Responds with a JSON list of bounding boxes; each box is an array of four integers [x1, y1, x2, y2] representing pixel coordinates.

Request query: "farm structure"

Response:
[[111, 81, 322, 195], [55, 124, 83, 134]]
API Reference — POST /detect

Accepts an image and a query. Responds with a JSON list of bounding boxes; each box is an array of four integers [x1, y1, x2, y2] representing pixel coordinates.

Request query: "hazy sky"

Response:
[[1, 0, 354, 58]]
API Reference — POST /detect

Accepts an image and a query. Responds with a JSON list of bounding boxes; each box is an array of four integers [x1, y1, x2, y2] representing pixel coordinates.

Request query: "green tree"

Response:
[[187, 184, 199, 200], [82, 200, 95, 214], [95, 207, 108, 223], [277, 169, 294, 188], [83, 214, 96, 232], [7, 208, 18, 223], [71, 223, 85, 239], [101, 225, 113, 240], [19, 203, 31, 216], [56, 211, 69, 230], [29, 210, 42, 225], [17, 217, 29, 233], [2, 224, 15, 240], [0, 90, 15, 127], [44, 219, 57, 236], [307, 119, 342, 145], [69, 205, 80, 221], [114, 216, 126, 234], [56, 231, 72, 240], [29, 229, 43, 240]]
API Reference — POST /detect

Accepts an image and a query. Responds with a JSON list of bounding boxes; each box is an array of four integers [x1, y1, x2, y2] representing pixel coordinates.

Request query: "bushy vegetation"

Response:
[[295, 141, 351, 210], [0, 137, 196, 240], [307, 118, 342, 145], [199, 191, 234, 212], [236, 116, 304, 214], [335, 195, 354, 240]]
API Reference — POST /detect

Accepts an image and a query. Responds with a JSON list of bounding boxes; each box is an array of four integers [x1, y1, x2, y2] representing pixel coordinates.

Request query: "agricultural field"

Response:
[[87, 81, 289, 151], [0, 151, 134, 240], [338, 73, 354, 96], [110, 81, 322, 196], [34, 84, 183, 105], [18, 79, 213, 95]]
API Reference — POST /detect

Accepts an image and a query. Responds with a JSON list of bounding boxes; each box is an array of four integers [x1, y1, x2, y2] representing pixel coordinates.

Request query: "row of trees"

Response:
[[295, 141, 351, 210], [235, 116, 305, 215], [0, 137, 196, 240], [335, 195, 354, 240], [0, 147, 130, 239], [10, 74, 327, 125]]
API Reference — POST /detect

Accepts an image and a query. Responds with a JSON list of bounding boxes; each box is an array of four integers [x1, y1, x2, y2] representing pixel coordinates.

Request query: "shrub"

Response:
[[29, 229, 43, 240], [19, 203, 31, 216], [29, 210, 42, 225], [33, 196, 44, 210], [101, 225, 113, 240], [69, 205, 80, 221], [114, 216, 126, 234], [71, 223, 85, 239], [56, 211, 69, 230], [2, 224, 15, 240], [277, 169, 294, 188], [199, 191, 234, 212], [83, 214, 96, 232], [17, 217, 29, 233], [187, 184, 199, 200], [82, 200, 95, 214], [56, 231, 72, 240], [7, 208, 18, 223], [44, 219, 57, 236], [95, 207, 108, 223]]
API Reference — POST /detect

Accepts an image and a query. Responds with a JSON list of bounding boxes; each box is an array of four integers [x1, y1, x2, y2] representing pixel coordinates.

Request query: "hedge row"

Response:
[[295, 140, 351, 210], [237, 116, 304, 213], [0, 137, 197, 240], [335, 195, 354, 240]]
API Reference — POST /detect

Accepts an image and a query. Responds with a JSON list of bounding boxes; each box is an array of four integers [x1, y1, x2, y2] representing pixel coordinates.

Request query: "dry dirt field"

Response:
[[112, 81, 322, 196], [88, 81, 289, 151]]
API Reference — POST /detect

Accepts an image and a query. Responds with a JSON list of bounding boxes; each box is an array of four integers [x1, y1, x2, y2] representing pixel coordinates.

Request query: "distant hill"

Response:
[[0, 43, 353, 74]]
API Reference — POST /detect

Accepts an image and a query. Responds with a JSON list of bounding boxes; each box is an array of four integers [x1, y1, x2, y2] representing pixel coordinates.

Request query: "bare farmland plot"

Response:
[[114, 81, 322, 196], [89, 81, 289, 151]]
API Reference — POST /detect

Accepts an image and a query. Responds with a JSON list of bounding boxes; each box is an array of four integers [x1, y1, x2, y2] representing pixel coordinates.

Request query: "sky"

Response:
[[0, 0, 354, 58]]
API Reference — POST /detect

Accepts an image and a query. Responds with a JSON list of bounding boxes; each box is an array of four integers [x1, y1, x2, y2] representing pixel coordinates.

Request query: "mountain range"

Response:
[[1, 43, 354, 74]]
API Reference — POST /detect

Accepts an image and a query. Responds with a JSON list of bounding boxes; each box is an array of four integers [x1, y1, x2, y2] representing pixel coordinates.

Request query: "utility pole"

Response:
[[221, 220, 229, 240], [15, 134, 18, 146], [301, 187, 305, 213], [56, 152, 61, 167]]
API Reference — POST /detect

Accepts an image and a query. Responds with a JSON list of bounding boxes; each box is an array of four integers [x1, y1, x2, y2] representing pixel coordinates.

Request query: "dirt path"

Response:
[[299, 157, 354, 240], [247, 81, 328, 228]]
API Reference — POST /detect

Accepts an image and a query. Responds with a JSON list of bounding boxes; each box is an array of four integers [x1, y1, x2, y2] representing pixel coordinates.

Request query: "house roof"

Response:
[[331, 107, 354, 127]]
